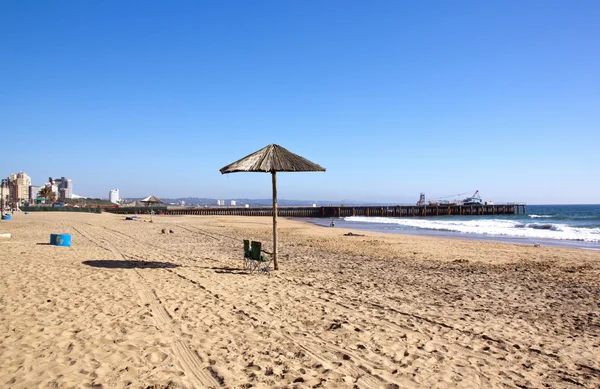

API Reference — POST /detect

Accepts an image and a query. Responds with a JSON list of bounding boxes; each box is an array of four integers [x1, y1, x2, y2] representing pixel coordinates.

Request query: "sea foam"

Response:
[[344, 216, 600, 242]]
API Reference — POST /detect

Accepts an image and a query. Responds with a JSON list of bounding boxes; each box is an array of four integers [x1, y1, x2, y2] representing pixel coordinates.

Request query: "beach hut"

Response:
[[140, 195, 163, 222], [220, 144, 326, 270]]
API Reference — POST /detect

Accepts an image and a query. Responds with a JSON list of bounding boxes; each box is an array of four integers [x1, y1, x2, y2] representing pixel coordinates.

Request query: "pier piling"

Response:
[[103, 204, 524, 218]]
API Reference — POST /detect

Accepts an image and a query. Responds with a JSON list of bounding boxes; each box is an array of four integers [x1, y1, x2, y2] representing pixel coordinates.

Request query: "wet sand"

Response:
[[0, 212, 599, 388]]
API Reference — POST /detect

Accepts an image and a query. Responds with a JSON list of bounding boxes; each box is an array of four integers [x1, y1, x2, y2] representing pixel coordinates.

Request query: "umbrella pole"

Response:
[[272, 171, 278, 270]]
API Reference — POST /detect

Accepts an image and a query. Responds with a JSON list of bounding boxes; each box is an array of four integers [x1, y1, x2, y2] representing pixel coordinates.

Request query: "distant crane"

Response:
[[463, 190, 482, 205], [430, 191, 471, 201], [421, 190, 483, 206]]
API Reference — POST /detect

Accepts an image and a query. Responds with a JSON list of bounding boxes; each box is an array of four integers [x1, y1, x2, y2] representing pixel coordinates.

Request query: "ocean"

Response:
[[305, 204, 600, 250]]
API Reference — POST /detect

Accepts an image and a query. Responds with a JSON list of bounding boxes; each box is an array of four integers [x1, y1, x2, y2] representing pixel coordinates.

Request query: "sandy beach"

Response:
[[0, 212, 599, 388]]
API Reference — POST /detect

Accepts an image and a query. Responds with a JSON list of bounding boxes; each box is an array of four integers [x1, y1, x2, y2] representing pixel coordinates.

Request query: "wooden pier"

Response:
[[103, 203, 526, 217]]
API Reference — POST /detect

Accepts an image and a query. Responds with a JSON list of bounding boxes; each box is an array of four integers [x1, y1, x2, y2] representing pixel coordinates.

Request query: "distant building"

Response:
[[217, 200, 223, 206], [8, 174, 17, 203], [15, 172, 31, 204], [1, 179, 8, 208], [230, 200, 236, 206], [53, 177, 73, 199], [29, 185, 42, 203], [45, 178, 59, 200], [4, 172, 31, 205], [109, 189, 120, 204]]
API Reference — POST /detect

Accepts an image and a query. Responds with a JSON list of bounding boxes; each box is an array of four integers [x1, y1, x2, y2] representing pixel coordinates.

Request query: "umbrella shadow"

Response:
[[82, 260, 180, 269]]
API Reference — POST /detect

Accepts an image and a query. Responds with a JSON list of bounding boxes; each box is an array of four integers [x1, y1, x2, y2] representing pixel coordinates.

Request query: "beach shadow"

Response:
[[82, 260, 180, 269], [212, 266, 248, 275], [36, 243, 53, 245]]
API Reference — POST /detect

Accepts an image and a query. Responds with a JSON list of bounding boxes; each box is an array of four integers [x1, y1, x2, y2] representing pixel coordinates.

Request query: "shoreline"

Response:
[[297, 217, 600, 251]]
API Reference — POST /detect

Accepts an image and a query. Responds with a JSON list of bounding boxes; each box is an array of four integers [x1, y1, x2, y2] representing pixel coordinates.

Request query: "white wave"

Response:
[[529, 214, 553, 218], [344, 216, 600, 242]]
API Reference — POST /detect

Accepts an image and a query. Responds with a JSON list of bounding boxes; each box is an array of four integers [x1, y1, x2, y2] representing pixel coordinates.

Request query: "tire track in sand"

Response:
[[88, 223, 462, 388], [72, 225, 221, 388], [164, 266, 415, 389], [79, 222, 499, 388], [162, 250, 542, 389]]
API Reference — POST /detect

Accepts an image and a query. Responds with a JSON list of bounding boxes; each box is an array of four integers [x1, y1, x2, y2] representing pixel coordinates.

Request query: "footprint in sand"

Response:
[[145, 350, 169, 364]]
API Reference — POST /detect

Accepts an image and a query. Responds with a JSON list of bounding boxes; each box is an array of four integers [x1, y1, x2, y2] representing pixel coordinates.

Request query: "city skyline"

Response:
[[1, 171, 76, 206], [1, 1, 599, 204], [1, 169, 598, 205]]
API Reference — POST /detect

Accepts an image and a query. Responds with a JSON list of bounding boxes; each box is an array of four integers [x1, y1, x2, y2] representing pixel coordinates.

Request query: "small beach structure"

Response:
[[140, 195, 163, 222], [220, 144, 326, 270]]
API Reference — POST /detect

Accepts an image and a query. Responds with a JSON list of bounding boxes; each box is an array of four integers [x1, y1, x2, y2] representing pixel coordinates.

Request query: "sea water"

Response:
[[306, 204, 600, 249]]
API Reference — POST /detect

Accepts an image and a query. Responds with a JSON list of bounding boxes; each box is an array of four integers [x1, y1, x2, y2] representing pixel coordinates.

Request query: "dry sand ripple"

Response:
[[0, 212, 599, 388]]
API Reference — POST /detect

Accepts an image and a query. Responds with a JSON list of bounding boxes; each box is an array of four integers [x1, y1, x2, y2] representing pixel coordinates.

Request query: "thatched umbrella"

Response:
[[140, 195, 163, 222], [220, 144, 325, 270]]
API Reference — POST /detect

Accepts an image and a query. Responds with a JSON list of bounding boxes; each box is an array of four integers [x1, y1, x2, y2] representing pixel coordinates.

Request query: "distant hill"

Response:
[[120, 197, 399, 207], [65, 198, 116, 206]]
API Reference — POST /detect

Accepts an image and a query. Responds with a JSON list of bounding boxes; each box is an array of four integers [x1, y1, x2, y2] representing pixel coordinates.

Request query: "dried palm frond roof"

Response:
[[140, 195, 163, 204], [220, 144, 326, 174]]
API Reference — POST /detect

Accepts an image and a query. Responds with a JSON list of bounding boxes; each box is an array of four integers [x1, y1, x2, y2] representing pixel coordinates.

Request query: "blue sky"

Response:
[[1, 1, 598, 204]]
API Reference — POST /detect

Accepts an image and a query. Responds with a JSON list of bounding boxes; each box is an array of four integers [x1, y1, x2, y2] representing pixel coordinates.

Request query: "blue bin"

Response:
[[1, 214, 11, 221], [50, 233, 72, 247]]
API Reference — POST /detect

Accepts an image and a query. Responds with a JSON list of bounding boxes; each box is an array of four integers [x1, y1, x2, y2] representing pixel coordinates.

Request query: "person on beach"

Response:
[[330, 220, 335, 227]]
